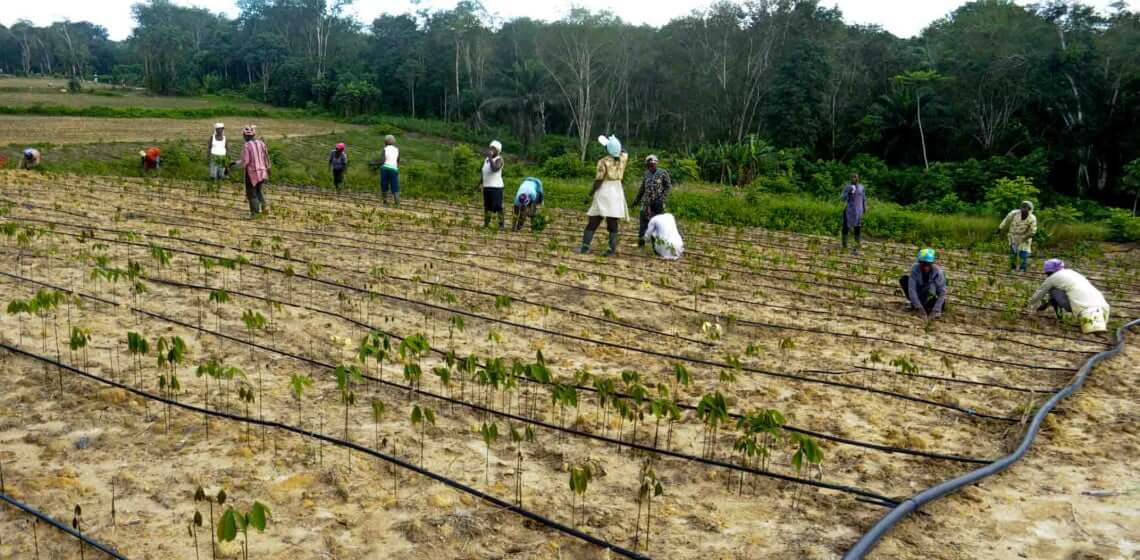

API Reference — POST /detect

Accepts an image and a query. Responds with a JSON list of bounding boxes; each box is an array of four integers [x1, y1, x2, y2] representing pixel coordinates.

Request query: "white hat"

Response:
[[214, 122, 225, 129], [489, 140, 502, 152], [645, 154, 659, 164]]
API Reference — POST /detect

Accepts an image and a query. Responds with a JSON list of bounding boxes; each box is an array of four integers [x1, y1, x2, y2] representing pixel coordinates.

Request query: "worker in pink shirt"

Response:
[[232, 125, 271, 217]]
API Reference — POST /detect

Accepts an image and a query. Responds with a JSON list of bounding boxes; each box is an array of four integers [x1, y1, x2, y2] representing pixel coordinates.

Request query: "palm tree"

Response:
[[478, 61, 550, 151]]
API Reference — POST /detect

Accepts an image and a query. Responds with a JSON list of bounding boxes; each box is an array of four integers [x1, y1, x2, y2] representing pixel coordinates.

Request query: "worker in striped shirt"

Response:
[[231, 125, 271, 217]]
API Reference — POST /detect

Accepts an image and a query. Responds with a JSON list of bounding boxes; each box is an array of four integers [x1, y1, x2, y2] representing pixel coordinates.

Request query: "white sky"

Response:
[[2, 0, 1135, 41]]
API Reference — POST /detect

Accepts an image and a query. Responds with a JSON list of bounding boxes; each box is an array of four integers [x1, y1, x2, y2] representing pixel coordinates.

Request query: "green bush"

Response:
[[541, 153, 592, 179], [1107, 209, 1140, 242], [447, 144, 480, 192], [984, 176, 1039, 214]]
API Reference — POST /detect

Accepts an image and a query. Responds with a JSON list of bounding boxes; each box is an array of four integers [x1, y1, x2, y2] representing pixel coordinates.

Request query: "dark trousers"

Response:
[[898, 275, 944, 313], [483, 188, 505, 227], [638, 206, 658, 246], [244, 175, 266, 216], [513, 204, 536, 231], [333, 169, 345, 189], [586, 215, 619, 233], [842, 214, 862, 248]]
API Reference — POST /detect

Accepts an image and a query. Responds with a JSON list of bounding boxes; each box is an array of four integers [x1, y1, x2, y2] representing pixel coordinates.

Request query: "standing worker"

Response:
[[631, 155, 673, 247], [578, 135, 629, 257], [841, 173, 867, 255], [998, 201, 1038, 272], [21, 148, 42, 169], [380, 134, 400, 206], [329, 143, 348, 190], [1026, 259, 1110, 334], [899, 248, 947, 322], [642, 200, 684, 260], [207, 123, 227, 182], [232, 125, 271, 217], [479, 140, 506, 229], [512, 176, 544, 232]]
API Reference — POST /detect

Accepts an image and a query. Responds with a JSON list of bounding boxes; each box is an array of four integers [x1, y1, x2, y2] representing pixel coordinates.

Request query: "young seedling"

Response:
[[409, 404, 436, 467], [68, 326, 92, 369], [649, 387, 681, 450], [238, 383, 256, 449], [208, 289, 230, 333], [334, 364, 363, 470], [479, 421, 499, 485], [370, 399, 386, 450], [789, 432, 824, 510], [568, 464, 593, 528], [289, 373, 313, 427], [508, 424, 535, 506], [189, 506, 204, 560], [697, 392, 729, 459], [217, 500, 271, 560], [633, 460, 664, 552]]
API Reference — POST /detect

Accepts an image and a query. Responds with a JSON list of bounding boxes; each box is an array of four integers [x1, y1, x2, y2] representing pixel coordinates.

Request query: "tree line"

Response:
[[1, 0, 1139, 212]]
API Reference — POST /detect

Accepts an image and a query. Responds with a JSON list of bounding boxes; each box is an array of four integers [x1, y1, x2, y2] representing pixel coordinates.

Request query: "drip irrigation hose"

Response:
[[0, 269, 992, 469], [0, 491, 128, 559], [0, 344, 651, 560], [842, 318, 1140, 560]]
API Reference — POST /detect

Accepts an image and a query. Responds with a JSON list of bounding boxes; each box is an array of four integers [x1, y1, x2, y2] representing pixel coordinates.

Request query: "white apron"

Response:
[[587, 180, 628, 219]]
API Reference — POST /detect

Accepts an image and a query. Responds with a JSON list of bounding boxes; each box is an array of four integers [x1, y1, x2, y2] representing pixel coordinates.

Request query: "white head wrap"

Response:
[[489, 140, 502, 152]]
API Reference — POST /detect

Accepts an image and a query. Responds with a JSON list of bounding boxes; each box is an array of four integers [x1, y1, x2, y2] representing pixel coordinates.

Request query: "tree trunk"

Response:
[[917, 95, 929, 170]]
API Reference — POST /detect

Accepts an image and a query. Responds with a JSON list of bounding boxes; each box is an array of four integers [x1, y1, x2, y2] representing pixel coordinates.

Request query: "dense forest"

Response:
[[2, 0, 1140, 214]]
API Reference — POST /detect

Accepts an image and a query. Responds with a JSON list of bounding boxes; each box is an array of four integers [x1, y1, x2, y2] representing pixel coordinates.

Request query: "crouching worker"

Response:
[[899, 248, 947, 322], [512, 176, 544, 231], [642, 201, 684, 260], [1026, 259, 1110, 334], [140, 146, 162, 174], [21, 148, 42, 169]]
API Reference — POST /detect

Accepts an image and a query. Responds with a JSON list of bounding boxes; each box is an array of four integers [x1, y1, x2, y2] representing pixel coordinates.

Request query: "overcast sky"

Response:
[[2, 0, 1135, 41]]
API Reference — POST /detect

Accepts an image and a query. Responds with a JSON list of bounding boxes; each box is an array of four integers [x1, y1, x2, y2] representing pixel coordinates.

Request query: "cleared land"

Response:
[[0, 170, 1137, 559], [0, 115, 364, 146]]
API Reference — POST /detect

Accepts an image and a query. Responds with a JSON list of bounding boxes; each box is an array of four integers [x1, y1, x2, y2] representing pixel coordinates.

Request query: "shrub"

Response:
[[1107, 209, 1140, 242], [67, 77, 82, 93], [984, 176, 1039, 214], [541, 153, 591, 179], [374, 123, 403, 137], [447, 144, 480, 191]]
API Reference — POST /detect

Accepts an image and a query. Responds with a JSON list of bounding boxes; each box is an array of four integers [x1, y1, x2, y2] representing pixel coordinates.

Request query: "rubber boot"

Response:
[[382, 193, 390, 206], [604, 231, 619, 257], [483, 211, 491, 228], [498, 212, 505, 231], [578, 230, 595, 254], [393, 193, 401, 207]]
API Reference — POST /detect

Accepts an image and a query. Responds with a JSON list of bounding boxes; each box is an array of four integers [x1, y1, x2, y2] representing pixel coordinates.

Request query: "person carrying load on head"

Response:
[[899, 248, 947, 322], [21, 148, 42, 169], [479, 140, 507, 229], [140, 146, 162, 174], [207, 123, 228, 181], [642, 200, 684, 261], [578, 135, 629, 257], [997, 200, 1038, 272], [380, 134, 400, 206], [329, 143, 348, 190], [1026, 259, 1110, 334], [512, 176, 544, 232], [231, 125, 271, 217], [840, 173, 867, 255], [632, 154, 673, 248]]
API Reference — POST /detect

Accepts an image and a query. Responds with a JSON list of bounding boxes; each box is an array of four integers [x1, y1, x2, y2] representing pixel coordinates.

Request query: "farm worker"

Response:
[[207, 123, 227, 181], [1026, 259, 1110, 334], [899, 248, 947, 321], [632, 154, 673, 247], [329, 143, 348, 190], [380, 134, 400, 206], [140, 147, 162, 173], [512, 176, 544, 232], [479, 140, 506, 229], [231, 125, 271, 217], [642, 200, 684, 260], [841, 173, 866, 255], [997, 201, 1038, 272], [578, 135, 629, 256], [21, 148, 42, 169]]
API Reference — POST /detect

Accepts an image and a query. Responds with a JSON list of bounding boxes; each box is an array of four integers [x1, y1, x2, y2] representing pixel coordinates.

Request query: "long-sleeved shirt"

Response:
[[841, 183, 866, 227], [1026, 269, 1109, 318], [906, 262, 947, 313], [238, 139, 271, 184], [513, 177, 544, 206], [329, 150, 348, 171], [632, 168, 672, 208], [644, 213, 684, 260], [999, 210, 1038, 253]]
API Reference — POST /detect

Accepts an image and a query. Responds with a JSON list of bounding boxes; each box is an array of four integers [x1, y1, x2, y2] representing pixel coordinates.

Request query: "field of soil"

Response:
[[0, 170, 1137, 559], [0, 115, 364, 146]]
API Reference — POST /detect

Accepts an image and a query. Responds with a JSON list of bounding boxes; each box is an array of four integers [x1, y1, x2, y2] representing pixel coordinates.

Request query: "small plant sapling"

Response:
[[208, 289, 230, 333], [217, 500, 271, 560], [649, 387, 681, 450], [238, 384, 256, 449], [370, 399, 386, 450], [289, 373, 313, 427], [509, 424, 535, 506], [633, 461, 664, 552], [334, 364, 363, 469], [68, 326, 92, 369], [189, 507, 204, 560], [479, 421, 499, 485], [789, 432, 824, 510], [696, 392, 729, 459], [568, 464, 593, 528], [410, 404, 436, 467]]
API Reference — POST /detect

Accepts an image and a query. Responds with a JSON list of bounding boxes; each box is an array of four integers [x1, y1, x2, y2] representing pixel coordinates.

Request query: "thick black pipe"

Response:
[[842, 318, 1140, 559]]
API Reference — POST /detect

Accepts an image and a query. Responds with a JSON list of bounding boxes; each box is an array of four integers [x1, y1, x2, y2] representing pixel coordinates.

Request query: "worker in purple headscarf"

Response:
[[841, 173, 866, 255]]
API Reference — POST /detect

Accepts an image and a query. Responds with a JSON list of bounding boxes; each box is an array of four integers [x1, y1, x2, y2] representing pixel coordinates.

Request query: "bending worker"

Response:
[[642, 200, 684, 260], [21, 148, 42, 169], [512, 176, 544, 232], [998, 201, 1038, 272], [1026, 259, 1110, 334], [900, 248, 947, 322]]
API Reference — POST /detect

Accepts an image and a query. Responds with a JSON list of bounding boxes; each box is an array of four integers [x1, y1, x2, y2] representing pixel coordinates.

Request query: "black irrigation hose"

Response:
[[0, 491, 128, 559], [8, 212, 1087, 382], [0, 344, 651, 560], [0, 269, 995, 466], [0, 229, 1021, 422], [842, 318, 1140, 559]]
